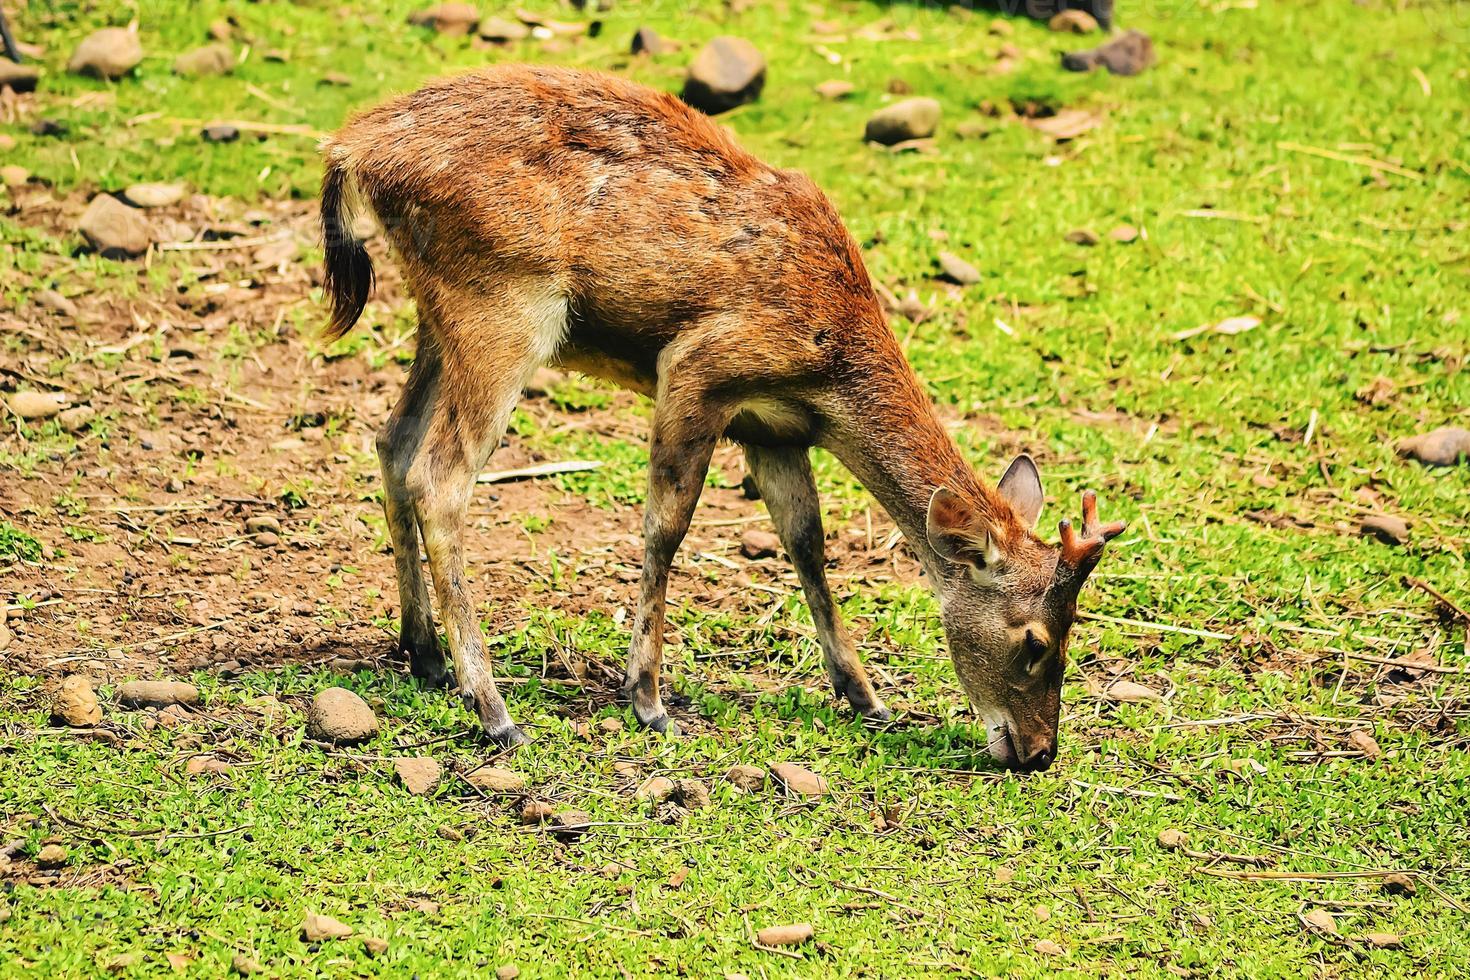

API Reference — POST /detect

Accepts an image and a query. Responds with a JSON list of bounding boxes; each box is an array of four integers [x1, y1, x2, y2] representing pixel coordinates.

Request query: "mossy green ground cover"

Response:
[[2, 0, 1467, 976]]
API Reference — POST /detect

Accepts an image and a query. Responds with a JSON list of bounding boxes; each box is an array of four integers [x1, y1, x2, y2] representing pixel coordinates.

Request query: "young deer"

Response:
[[320, 65, 1125, 770]]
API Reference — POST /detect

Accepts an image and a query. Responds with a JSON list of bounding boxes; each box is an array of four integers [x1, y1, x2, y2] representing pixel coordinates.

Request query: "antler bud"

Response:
[[1054, 490, 1126, 597]]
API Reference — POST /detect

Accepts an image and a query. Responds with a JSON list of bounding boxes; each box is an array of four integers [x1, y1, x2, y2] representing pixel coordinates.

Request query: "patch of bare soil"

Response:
[[2, 188, 921, 707]]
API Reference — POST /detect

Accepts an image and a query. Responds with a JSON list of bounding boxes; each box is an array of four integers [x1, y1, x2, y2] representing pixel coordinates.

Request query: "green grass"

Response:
[[3, 0, 1469, 976]]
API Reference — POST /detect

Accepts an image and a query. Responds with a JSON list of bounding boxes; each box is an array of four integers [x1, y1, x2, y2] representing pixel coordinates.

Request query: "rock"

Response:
[[393, 757, 442, 795], [479, 17, 531, 42], [1303, 908, 1337, 935], [1157, 828, 1189, 850], [36, 844, 68, 868], [173, 44, 234, 77], [305, 687, 378, 744], [1360, 514, 1409, 546], [68, 28, 144, 80], [0, 134, 13, 151], [937, 251, 980, 285], [1065, 228, 1100, 246], [319, 72, 350, 86], [1100, 680, 1159, 703], [301, 912, 353, 941], [496, 966, 520, 980], [814, 79, 855, 100], [770, 762, 827, 796], [464, 766, 526, 793], [1346, 729, 1382, 759], [1061, 30, 1156, 77], [1, 165, 29, 188], [864, 98, 941, 145], [53, 676, 102, 726], [436, 824, 463, 842], [7, 391, 69, 420], [35, 290, 78, 317], [1381, 873, 1416, 896], [955, 119, 992, 140], [231, 953, 262, 974], [1049, 9, 1099, 33], [597, 716, 624, 734], [612, 760, 640, 779], [202, 124, 240, 143], [185, 756, 233, 776], [57, 406, 97, 432], [105, 953, 142, 972], [1399, 426, 1470, 466], [1364, 932, 1403, 949], [0, 61, 40, 93], [756, 923, 813, 946], [636, 775, 676, 802], [408, 4, 481, 36], [362, 936, 389, 956], [79, 194, 154, 258], [520, 800, 554, 824], [118, 680, 199, 708], [253, 531, 280, 548], [740, 529, 781, 560], [988, 18, 1014, 36], [1109, 224, 1140, 243], [683, 36, 766, 115], [550, 810, 591, 839], [245, 515, 281, 535], [1034, 939, 1065, 956], [30, 118, 68, 138], [123, 182, 186, 208], [208, 19, 234, 41], [673, 779, 710, 809], [228, 952, 267, 975], [630, 27, 677, 55], [725, 764, 765, 791]]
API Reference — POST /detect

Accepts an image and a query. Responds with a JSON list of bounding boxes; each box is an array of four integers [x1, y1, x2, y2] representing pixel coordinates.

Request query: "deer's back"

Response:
[[328, 65, 878, 351]]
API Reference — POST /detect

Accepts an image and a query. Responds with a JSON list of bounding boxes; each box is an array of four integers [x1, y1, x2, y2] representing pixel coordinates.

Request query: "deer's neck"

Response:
[[823, 354, 988, 579]]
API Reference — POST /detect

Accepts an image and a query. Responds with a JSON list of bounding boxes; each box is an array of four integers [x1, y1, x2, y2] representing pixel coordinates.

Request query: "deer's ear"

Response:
[[927, 487, 1005, 570], [997, 454, 1044, 527]]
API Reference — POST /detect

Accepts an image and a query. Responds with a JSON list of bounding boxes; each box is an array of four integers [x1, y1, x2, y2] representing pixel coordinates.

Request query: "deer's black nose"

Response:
[[1018, 745, 1054, 773]]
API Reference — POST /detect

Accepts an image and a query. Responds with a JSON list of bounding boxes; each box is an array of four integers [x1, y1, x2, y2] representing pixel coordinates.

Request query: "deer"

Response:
[[319, 64, 1126, 771]]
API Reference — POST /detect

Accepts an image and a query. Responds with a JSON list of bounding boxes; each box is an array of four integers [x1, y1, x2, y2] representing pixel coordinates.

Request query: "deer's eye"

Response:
[[1023, 630, 1049, 675]]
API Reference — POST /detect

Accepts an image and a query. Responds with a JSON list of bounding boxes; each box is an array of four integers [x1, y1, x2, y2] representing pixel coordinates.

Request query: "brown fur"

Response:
[[321, 65, 1124, 766]]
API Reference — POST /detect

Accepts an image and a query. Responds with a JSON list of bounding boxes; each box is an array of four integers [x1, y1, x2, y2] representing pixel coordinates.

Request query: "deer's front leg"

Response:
[[743, 444, 890, 721], [622, 382, 727, 735]]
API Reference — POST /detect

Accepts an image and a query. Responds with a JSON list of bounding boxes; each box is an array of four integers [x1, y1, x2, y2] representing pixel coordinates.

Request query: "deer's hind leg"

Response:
[[377, 328, 445, 686], [388, 277, 568, 746]]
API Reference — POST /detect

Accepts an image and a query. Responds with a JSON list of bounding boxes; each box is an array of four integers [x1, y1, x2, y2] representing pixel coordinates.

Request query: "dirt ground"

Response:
[[2, 187, 926, 706]]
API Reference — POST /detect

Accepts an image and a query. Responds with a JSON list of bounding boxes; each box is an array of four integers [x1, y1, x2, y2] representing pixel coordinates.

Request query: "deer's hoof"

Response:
[[635, 708, 681, 737], [486, 722, 531, 749], [861, 703, 894, 724], [409, 655, 452, 689]]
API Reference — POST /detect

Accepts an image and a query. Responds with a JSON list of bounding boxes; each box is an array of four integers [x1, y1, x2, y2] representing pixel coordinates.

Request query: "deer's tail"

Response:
[[319, 153, 374, 341]]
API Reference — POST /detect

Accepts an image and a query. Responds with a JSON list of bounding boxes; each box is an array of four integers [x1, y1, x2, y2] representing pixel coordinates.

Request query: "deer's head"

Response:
[[926, 455, 1125, 772]]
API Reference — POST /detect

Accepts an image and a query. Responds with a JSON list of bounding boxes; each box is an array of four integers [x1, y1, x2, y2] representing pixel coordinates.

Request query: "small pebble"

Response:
[[740, 529, 781, 560], [725, 764, 765, 791], [36, 844, 68, 869], [770, 762, 827, 796], [301, 912, 353, 941], [464, 766, 527, 793]]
